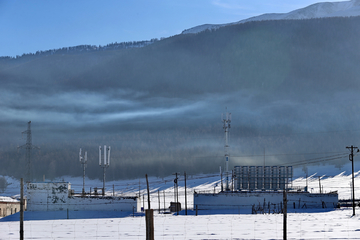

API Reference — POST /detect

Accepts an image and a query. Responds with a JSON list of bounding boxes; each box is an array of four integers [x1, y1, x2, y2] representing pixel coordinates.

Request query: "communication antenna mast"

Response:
[[99, 145, 111, 196], [222, 110, 231, 191], [79, 148, 87, 195], [18, 121, 39, 183]]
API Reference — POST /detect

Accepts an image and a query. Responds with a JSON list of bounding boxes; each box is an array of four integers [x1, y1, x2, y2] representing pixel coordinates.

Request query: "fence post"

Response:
[[145, 174, 154, 240], [158, 190, 160, 213], [185, 171, 187, 215], [20, 178, 24, 240], [163, 190, 165, 211], [283, 190, 287, 240]]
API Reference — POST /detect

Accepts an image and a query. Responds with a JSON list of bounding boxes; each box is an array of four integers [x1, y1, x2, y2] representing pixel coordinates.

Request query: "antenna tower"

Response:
[[18, 121, 39, 183], [99, 145, 111, 196], [222, 110, 231, 191], [79, 148, 87, 195]]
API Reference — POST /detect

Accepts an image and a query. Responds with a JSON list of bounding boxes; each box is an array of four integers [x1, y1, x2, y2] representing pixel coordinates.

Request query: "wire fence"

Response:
[[1, 208, 359, 240]]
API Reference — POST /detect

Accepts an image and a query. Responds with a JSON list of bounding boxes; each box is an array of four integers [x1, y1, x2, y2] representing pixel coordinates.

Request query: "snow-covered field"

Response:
[[1, 170, 360, 239], [1, 208, 360, 239]]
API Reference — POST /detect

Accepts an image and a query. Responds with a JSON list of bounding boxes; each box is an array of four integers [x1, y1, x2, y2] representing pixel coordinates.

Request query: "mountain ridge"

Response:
[[182, 0, 360, 34]]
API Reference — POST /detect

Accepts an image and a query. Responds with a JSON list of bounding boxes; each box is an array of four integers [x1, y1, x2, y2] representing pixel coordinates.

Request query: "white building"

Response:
[[194, 191, 338, 212], [27, 182, 139, 212], [194, 165, 338, 212]]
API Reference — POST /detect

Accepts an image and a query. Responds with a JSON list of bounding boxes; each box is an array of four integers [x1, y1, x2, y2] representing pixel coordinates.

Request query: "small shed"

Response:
[[0, 196, 25, 217]]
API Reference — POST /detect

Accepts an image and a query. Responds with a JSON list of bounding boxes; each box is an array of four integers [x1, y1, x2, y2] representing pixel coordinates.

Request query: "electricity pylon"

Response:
[[18, 121, 39, 182]]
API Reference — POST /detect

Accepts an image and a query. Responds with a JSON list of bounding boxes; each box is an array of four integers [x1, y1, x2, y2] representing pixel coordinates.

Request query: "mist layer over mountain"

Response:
[[1, 17, 360, 180]]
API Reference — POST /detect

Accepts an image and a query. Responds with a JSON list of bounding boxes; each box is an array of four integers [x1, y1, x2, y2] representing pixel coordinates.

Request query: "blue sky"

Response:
[[0, 0, 348, 57]]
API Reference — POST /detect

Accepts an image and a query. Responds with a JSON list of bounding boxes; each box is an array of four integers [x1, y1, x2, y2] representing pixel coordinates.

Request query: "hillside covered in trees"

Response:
[[1, 17, 360, 180]]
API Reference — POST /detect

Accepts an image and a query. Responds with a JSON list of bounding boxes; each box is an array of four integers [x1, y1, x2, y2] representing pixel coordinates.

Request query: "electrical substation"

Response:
[[20, 113, 340, 215], [193, 111, 339, 212]]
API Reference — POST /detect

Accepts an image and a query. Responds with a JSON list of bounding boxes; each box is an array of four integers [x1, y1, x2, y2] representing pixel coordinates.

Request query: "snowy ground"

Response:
[[1, 208, 360, 239], [1, 170, 360, 239]]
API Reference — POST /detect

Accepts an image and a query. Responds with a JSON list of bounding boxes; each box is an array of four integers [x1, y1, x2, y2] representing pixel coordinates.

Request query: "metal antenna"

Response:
[[79, 148, 87, 195], [99, 145, 111, 196], [222, 109, 231, 191], [18, 121, 39, 183]]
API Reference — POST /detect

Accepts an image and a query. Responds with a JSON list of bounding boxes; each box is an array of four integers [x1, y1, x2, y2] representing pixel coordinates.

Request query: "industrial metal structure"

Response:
[[79, 148, 88, 195], [194, 191, 338, 211], [193, 112, 338, 212], [222, 110, 231, 191], [99, 145, 111, 196], [18, 121, 39, 182], [234, 166, 293, 191]]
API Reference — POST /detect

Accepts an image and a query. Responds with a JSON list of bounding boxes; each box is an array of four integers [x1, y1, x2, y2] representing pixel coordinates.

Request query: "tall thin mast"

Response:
[[222, 110, 231, 191], [79, 148, 87, 195]]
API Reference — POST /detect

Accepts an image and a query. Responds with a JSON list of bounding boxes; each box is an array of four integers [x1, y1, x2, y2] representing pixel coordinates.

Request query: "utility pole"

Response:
[[173, 172, 180, 214], [18, 121, 39, 182], [184, 171, 187, 215], [305, 167, 308, 192], [220, 166, 223, 192], [158, 190, 160, 213], [163, 190, 165, 211], [20, 178, 24, 240], [346, 145, 358, 216]]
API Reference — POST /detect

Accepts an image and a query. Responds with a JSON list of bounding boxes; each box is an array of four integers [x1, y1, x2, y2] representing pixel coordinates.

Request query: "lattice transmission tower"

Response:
[[222, 110, 231, 191], [18, 121, 39, 182]]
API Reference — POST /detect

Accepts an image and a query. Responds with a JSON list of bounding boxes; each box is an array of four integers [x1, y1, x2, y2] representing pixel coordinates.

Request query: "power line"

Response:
[[226, 151, 348, 158], [289, 155, 348, 167], [281, 153, 349, 167], [195, 151, 348, 160]]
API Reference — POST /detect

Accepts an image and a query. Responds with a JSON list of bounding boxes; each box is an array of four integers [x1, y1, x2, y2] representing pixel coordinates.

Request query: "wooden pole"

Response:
[[20, 178, 24, 240], [146, 174, 150, 210], [145, 209, 154, 240], [158, 190, 160, 213], [163, 190, 165, 211], [176, 173, 179, 215], [283, 190, 287, 240], [346, 145, 358, 216], [145, 174, 154, 240], [220, 166, 223, 192], [184, 171, 187, 215]]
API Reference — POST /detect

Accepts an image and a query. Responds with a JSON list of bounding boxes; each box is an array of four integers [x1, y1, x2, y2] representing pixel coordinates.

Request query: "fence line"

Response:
[[0, 209, 358, 240]]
